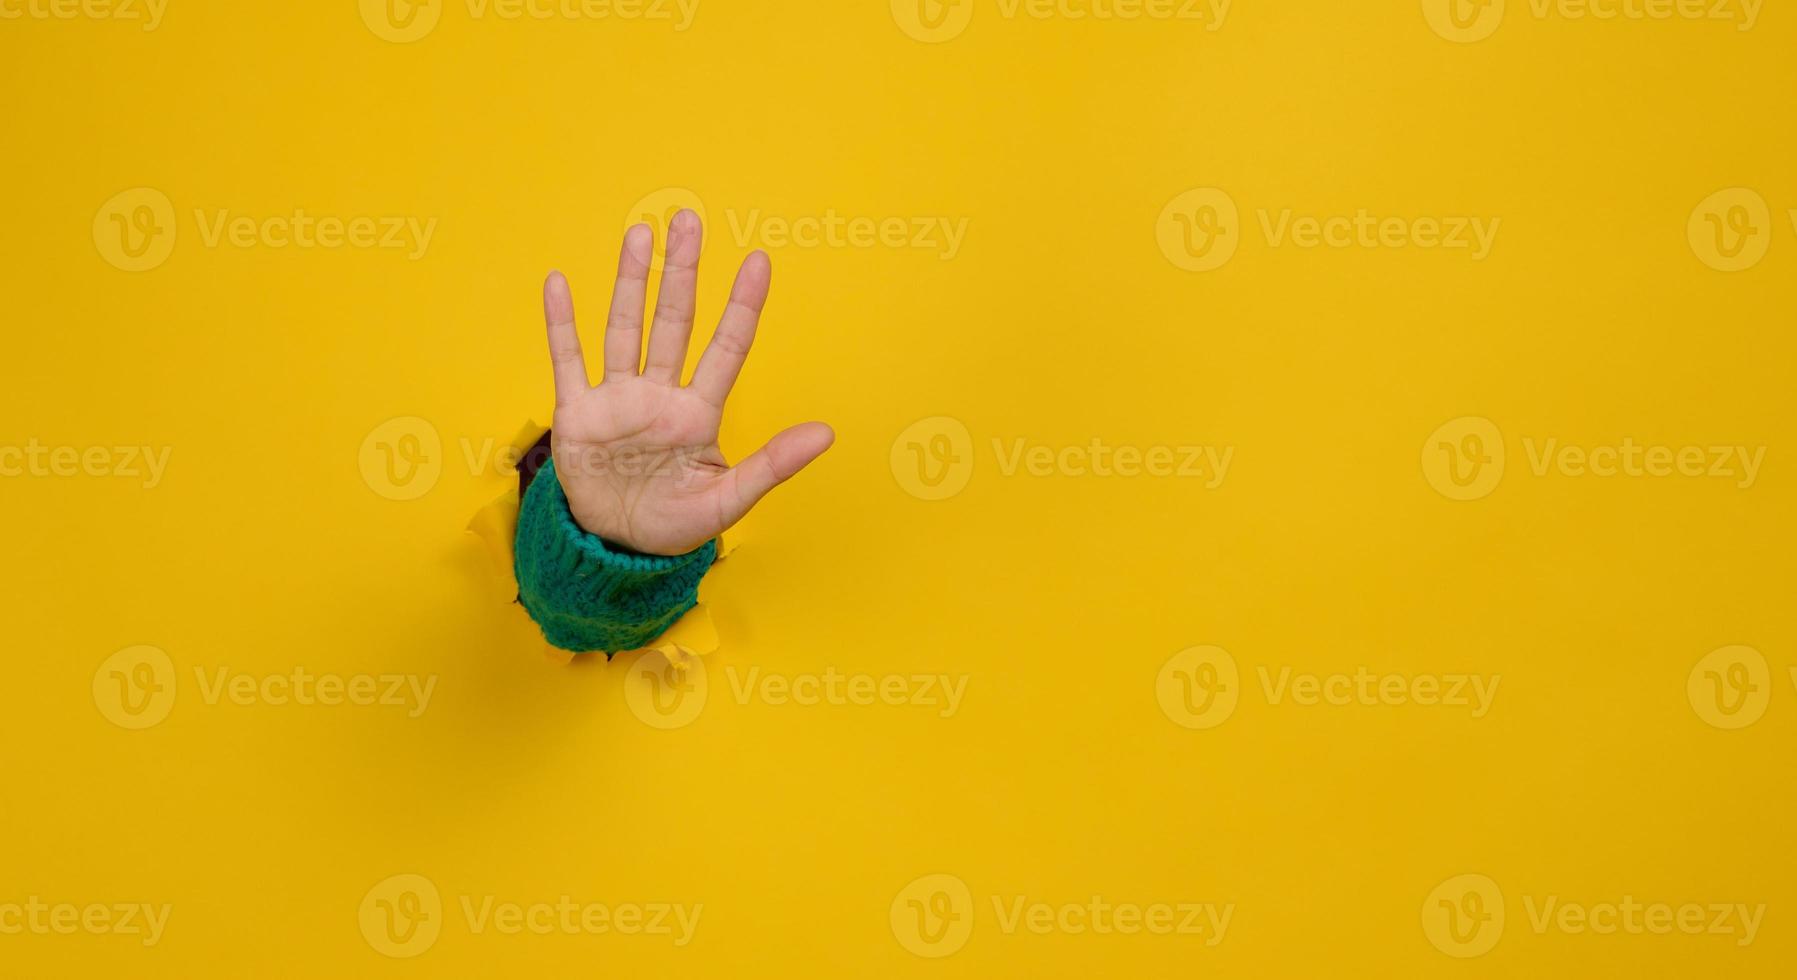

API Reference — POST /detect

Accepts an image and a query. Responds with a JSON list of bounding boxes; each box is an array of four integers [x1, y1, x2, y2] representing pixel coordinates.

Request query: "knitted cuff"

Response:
[[514, 458, 718, 656]]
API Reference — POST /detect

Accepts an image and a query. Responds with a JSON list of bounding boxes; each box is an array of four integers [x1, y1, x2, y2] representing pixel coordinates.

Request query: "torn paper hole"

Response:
[[463, 419, 727, 665]]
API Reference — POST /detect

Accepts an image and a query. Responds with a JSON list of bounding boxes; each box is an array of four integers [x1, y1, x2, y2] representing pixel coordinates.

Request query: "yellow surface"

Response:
[[2, 1, 1794, 976]]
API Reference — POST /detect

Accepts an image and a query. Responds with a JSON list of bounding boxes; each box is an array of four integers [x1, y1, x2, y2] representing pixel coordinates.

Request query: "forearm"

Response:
[[513, 457, 718, 655]]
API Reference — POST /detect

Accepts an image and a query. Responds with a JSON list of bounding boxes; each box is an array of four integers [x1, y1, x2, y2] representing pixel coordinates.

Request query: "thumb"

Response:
[[716, 422, 835, 530]]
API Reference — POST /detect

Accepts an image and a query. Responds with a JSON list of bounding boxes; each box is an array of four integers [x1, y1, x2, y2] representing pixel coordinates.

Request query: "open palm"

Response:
[[541, 209, 833, 556]]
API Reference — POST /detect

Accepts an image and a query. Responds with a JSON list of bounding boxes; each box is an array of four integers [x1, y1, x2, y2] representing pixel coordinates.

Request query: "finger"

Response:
[[689, 250, 771, 409], [543, 271, 588, 406], [604, 224, 654, 380], [642, 208, 703, 384], [715, 422, 835, 529]]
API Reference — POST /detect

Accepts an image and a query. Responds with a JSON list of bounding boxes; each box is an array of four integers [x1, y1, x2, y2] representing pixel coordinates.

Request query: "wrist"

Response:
[[515, 458, 718, 655]]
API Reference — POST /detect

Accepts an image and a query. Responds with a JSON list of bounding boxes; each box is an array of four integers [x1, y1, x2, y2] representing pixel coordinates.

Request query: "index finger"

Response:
[[688, 251, 771, 408]]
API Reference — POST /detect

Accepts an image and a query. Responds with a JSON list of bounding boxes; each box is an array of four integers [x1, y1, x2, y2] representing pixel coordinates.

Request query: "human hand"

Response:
[[539, 209, 834, 556]]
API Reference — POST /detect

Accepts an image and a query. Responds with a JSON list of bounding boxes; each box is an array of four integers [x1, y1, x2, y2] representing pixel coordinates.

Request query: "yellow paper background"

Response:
[[2, 1, 1794, 976]]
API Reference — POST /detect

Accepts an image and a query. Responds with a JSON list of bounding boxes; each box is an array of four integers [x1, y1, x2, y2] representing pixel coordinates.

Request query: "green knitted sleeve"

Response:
[[514, 458, 718, 656]]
